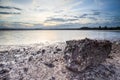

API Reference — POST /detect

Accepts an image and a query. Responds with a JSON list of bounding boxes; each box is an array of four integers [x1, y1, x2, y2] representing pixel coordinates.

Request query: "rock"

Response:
[[23, 67, 28, 72], [53, 51, 57, 54], [0, 69, 9, 74], [0, 63, 4, 67], [44, 62, 55, 68], [108, 55, 113, 59], [0, 68, 10, 80], [64, 38, 112, 72], [56, 48, 62, 51], [49, 77, 55, 80], [37, 51, 41, 54], [28, 56, 33, 62], [0, 75, 10, 80], [53, 47, 62, 54], [0, 51, 8, 53], [42, 49, 45, 54]]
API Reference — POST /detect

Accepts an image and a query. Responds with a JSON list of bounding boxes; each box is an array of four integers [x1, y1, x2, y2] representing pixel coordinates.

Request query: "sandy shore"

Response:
[[0, 40, 120, 80]]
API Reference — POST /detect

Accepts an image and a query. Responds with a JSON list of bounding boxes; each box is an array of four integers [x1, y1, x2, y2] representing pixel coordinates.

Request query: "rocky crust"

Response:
[[64, 38, 112, 72], [0, 39, 120, 80]]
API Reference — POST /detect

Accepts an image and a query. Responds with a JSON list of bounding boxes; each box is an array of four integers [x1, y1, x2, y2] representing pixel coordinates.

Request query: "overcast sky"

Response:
[[0, 0, 120, 29]]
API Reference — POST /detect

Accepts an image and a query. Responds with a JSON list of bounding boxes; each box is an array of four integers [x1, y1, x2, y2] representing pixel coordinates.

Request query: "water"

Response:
[[0, 30, 120, 45]]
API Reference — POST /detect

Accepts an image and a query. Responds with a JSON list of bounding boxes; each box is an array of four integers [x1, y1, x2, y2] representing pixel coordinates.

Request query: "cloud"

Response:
[[0, 6, 22, 10], [88, 17, 97, 20], [46, 18, 78, 22], [94, 0, 104, 6], [93, 11, 101, 15], [74, 14, 90, 18], [0, 0, 120, 28], [73, 10, 101, 20], [46, 18, 65, 22], [0, 12, 21, 14], [79, 14, 88, 18]]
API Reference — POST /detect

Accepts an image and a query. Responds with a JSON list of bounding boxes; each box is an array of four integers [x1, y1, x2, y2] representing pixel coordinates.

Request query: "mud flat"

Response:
[[0, 38, 120, 80]]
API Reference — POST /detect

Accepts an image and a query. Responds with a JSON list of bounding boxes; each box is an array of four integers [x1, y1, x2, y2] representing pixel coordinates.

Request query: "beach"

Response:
[[0, 39, 120, 80], [0, 0, 120, 79]]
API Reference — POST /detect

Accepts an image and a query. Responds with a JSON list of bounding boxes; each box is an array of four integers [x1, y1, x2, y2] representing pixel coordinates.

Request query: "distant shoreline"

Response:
[[0, 29, 120, 31], [0, 27, 120, 30]]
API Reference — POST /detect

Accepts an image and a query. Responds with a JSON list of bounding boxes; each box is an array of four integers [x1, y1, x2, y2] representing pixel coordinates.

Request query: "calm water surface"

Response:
[[0, 30, 120, 45]]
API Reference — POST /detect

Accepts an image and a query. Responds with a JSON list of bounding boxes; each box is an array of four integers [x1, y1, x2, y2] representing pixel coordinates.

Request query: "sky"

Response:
[[0, 0, 120, 29]]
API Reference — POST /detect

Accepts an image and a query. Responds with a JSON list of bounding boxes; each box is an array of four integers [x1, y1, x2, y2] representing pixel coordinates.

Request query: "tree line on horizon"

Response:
[[80, 26, 120, 30]]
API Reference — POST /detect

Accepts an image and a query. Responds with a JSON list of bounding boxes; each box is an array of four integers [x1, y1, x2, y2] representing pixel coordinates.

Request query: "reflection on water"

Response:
[[0, 30, 120, 45]]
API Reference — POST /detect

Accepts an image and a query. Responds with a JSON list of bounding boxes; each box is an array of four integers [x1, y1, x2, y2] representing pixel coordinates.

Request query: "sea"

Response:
[[0, 30, 120, 45]]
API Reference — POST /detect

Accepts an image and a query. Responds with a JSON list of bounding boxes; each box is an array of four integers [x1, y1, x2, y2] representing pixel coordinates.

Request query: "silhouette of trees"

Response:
[[99, 26, 101, 29], [80, 26, 120, 30]]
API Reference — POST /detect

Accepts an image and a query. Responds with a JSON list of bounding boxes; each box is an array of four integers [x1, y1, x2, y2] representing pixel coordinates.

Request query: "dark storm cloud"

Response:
[[0, 6, 22, 10], [0, 12, 21, 14]]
